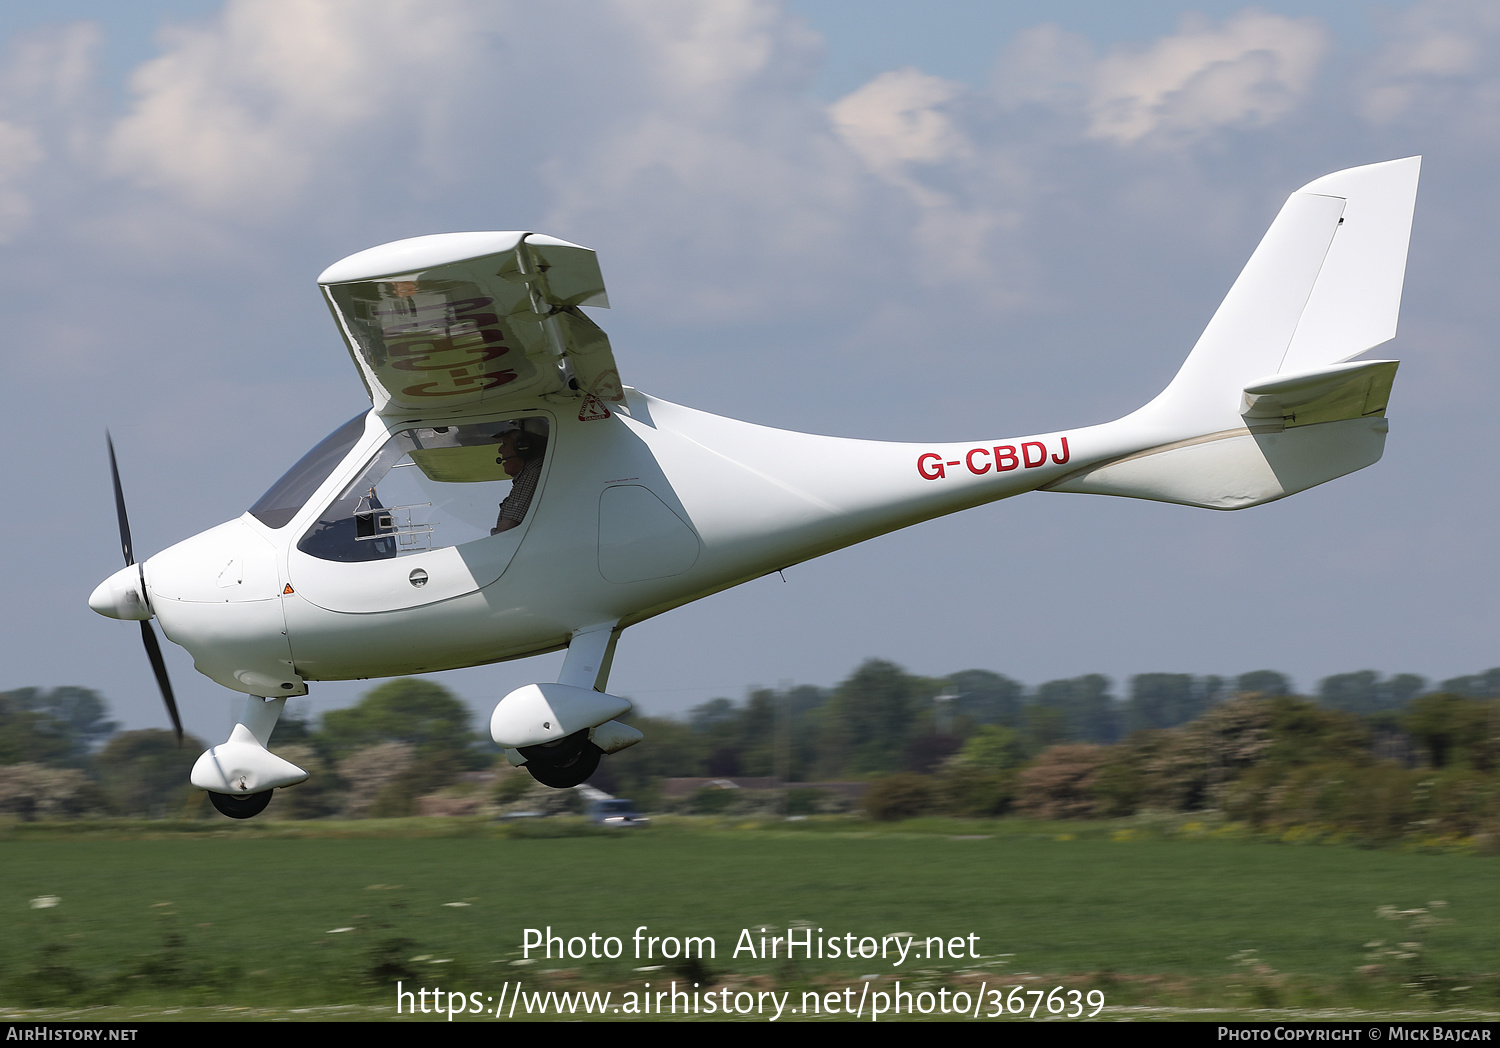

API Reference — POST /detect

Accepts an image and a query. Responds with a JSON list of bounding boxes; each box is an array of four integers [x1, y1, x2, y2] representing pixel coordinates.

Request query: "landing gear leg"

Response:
[[192, 695, 308, 819], [494, 623, 642, 788], [522, 623, 613, 787]]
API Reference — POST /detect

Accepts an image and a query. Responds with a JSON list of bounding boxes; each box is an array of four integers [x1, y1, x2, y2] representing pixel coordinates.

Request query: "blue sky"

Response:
[[5, 0, 1499, 740]]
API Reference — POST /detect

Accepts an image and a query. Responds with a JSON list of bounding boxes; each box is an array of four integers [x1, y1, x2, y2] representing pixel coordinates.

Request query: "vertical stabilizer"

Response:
[[1137, 157, 1420, 437], [1048, 158, 1419, 510]]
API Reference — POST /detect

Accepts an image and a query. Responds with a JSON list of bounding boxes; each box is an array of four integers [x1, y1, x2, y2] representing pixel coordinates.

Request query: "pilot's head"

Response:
[[495, 428, 545, 477]]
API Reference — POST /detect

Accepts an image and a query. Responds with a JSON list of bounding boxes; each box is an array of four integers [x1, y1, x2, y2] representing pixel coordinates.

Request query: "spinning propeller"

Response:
[[104, 434, 183, 745]]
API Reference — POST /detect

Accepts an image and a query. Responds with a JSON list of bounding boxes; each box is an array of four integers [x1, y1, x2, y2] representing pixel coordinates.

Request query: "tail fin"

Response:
[[1048, 157, 1419, 510]]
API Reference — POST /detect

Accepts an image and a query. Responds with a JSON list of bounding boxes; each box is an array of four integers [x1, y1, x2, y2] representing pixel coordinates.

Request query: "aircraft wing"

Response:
[[317, 232, 623, 418]]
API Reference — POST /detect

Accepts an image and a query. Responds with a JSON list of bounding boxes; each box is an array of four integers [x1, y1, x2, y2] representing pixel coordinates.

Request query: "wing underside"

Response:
[[318, 232, 624, 418]]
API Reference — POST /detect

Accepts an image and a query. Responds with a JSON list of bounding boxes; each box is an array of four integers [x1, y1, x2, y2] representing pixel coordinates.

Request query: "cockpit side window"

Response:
[[296, 417, 549, 563], [249, 413, 368, 529]]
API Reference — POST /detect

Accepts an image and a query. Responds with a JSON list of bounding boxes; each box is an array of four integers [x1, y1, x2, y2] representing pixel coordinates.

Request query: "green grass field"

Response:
[[2, 816, 1497, 1021]]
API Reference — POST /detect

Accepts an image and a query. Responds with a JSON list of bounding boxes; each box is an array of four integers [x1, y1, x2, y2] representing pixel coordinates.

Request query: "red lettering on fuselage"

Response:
[[916, 438, 1074, 480]]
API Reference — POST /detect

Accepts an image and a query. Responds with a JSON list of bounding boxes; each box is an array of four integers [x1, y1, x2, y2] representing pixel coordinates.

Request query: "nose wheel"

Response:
[[519, 729, 602, 788], [208, 789, 273, 819]]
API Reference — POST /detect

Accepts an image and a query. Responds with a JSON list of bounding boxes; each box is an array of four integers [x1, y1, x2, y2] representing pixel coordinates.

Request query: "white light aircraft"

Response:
[[90, 159, 1420, 818]]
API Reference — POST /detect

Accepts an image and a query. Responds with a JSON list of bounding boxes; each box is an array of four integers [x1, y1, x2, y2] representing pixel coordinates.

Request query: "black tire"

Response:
[[208, 789, 273, 819], [520, 729, 602, 788]]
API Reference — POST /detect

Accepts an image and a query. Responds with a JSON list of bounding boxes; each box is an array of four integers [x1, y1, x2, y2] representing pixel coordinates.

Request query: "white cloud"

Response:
[[1087, 11, 1326, 143], [818, 12, 1329, 296], [0, 22, 103, 241], [29, 1, 1454, 336], [830, 68, 970, 185], [523, 2, 883, 318], [93, 0, 867, 312], [992, 13, 1326, 145], [992, 23, 1095, 112], [85, 1, 1334, 306], [624, 0, 817, 109], [103, 0, 485, 209], [1358, 0, 1500, 127], [4, 20, 99, 109], [0, 119, 43, 238]]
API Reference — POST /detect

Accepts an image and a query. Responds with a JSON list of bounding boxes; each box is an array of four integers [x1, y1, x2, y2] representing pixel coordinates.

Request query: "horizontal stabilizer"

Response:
[[1241, 359, 1397, 429]]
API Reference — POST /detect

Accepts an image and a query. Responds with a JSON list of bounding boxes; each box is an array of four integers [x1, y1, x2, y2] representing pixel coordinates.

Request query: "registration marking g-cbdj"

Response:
[[917, 438, 1070, 480]]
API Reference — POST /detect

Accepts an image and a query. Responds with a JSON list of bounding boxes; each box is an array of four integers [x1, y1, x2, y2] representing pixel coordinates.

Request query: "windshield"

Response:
[[249, 413, 368, 529]]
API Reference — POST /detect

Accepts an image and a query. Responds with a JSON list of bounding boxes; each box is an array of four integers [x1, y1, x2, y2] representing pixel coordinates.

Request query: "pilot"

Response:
[[491, 427, 547, 534]]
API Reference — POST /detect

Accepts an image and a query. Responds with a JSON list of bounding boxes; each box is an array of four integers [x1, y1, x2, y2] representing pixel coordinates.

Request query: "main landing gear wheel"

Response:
[[208, 790, 273, 819], [519, 729, 602, 788]]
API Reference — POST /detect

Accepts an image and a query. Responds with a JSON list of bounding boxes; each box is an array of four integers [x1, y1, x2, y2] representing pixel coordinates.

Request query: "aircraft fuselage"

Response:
[[142, 387, 1104, 697]]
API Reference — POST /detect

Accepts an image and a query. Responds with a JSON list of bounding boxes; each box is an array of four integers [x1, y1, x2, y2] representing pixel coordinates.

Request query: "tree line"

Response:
[[2, 662, 1498, 827], [599, 664, 1500, 819], [0, 680, 482, 819]]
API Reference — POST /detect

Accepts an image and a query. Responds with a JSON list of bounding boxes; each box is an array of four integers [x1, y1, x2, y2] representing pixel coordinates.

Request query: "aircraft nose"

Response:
[[89, 564, 152, 620]]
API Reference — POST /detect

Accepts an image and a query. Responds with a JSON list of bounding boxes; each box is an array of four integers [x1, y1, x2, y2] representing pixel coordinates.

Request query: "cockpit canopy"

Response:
[[249, 415, 550, 562]]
